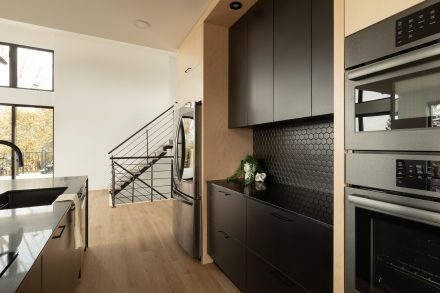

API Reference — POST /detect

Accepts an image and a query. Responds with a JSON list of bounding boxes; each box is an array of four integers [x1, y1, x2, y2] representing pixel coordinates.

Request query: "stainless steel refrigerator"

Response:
[[172, 101, 201, 258]]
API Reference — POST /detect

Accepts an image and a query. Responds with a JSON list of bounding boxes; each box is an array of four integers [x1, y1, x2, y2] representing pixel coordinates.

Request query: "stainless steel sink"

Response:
[[0, 187, 67, 209]]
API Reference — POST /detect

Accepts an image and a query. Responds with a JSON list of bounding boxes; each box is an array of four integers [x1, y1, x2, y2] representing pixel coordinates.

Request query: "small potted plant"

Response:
[[227, 155, 266, 186]]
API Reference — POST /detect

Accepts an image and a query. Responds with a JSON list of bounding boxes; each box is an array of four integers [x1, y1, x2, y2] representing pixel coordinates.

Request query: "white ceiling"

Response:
[[0, 0, 212, 51]]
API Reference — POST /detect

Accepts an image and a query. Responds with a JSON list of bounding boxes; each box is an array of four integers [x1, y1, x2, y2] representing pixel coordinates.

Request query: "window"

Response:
[[0, 42, 53, 91], [0, 104, 54, 179], [0, 44, 10, 87]]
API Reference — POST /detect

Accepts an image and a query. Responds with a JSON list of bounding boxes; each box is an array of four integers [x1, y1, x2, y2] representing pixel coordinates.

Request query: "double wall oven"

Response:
[[345, 1, 440, 292]]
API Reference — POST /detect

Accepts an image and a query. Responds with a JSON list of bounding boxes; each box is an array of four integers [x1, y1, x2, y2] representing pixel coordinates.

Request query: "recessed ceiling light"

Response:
[[229, 1, 242, 10], [134, 19, 150, 29]]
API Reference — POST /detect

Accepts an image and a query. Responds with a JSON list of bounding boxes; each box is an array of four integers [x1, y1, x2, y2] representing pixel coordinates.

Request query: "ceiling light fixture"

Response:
[[229, 1, 243, 10], [134, 19, 151, 29], [0, 56, 7, 65]]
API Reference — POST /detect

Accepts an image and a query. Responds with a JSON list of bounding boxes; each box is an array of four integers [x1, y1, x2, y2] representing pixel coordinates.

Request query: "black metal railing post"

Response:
[[170, 159, 173, 199], [111, 157, 116, 208], [146, 129, 149, 156], [150, 163, 153, 202], [132, 176, 135, 203]]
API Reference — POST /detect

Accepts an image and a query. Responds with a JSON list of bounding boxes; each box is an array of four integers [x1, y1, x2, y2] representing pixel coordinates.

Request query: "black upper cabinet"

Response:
[[229, 15, 248, 128], [228, 0, 333, 128], [274, 0, 312, 122], [312, 0, 334, 116], [247, 0, 274, 125]]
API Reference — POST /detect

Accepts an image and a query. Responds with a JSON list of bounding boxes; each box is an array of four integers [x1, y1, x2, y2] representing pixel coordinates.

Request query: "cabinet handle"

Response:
[[52, 225, 66, 239], [184, 67, 192, 73], [70, 205, 76, 211], [217, 190, 231, 196], [270, 269, 294, 287], [270, 212, 293, 222], [217, 230, 231, 239]]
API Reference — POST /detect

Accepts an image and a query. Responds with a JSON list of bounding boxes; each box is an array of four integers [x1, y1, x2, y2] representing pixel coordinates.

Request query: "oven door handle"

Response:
[[348, 195, 440, 227], [347, 42, 440, 80]]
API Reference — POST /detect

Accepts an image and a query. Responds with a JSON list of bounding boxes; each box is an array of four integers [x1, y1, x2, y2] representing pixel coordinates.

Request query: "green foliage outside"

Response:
[[0, 106, 53, 174]]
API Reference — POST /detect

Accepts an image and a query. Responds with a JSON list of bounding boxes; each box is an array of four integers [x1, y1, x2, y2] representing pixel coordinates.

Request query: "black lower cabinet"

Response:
[[247, 250, 308, 293], [247, 199, 332, 293], [43, 207, 78, 293], [17, 256, 42, 293], [210, 226, 246, 292], [208, 182, 333, 293]]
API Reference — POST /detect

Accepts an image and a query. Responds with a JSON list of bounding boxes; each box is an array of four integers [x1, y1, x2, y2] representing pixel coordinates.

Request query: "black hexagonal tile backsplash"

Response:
[[253, 119, 334, 194]]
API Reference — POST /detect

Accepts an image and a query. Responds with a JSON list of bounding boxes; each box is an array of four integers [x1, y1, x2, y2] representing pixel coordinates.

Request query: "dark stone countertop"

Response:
[[209, 179, 333, 227], [0, 176, 87, 293]]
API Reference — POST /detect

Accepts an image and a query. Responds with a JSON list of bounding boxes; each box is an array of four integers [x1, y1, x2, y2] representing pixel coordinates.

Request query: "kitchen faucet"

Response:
[[0, 141, 24, 178]]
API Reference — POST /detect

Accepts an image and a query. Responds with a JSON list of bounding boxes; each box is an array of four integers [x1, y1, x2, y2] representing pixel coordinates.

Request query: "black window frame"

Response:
[[0, 42, 54, 92], [0, 102, 55, 179]]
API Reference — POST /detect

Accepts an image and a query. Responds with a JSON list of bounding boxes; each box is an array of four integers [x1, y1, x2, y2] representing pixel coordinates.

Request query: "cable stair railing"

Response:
[[108, 105, 175, 207]]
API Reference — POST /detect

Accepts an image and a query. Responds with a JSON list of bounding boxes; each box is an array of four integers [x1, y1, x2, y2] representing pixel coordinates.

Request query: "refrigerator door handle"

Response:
[[174, 117, 184, 182], [173, 189, 193, 206]]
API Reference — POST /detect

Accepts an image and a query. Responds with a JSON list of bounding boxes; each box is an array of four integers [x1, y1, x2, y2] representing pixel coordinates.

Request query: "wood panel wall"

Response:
[[345, 0, 425, 36], [334, 0, 345, 291]]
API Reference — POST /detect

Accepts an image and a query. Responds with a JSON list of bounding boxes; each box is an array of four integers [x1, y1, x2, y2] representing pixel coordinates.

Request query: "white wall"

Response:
[[0, 19, 177, 189]]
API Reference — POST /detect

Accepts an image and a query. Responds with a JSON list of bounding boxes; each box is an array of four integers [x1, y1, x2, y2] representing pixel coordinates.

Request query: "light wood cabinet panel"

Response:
[[345, 0, 426, 36], [178, 24, 203, 82], [177, 64, 203, 104]]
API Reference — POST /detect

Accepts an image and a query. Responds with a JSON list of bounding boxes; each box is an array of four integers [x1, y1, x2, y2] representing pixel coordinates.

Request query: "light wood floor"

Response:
[[76, 190, 239, 293]]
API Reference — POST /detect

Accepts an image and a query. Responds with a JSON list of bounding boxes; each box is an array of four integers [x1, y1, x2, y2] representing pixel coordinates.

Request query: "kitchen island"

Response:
[[0, 176, 88, 293]]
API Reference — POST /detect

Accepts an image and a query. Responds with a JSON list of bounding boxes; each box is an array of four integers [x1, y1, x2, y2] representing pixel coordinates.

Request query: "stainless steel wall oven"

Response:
[[346, 0, 440, 151], [346, 153, 440, 293], [345, 2, 440, 292]]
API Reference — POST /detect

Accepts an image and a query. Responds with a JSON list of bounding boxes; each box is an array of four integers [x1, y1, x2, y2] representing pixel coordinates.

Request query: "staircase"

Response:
[[109, 106, 174, 207]]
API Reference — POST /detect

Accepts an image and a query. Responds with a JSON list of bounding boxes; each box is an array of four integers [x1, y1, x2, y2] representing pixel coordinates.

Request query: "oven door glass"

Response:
[[355, 207, 440, 293], [354, 69, 440, 132]]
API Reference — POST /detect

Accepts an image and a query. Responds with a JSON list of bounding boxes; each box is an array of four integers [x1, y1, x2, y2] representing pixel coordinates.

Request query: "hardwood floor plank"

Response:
[[76, 190, 239, 293]]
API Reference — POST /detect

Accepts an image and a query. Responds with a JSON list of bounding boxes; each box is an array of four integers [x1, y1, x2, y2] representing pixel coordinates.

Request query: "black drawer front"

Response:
[[210, 226, 246, 292], [0, 192, 9, 209], [208, 183, 246, 242], [247, 198, 332, 292], [247, 250, 308, 293]]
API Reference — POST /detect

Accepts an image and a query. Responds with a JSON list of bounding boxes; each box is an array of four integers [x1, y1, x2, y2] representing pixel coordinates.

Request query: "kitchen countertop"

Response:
[[0, 176, 87, 293], [209, 179, 333, 227]]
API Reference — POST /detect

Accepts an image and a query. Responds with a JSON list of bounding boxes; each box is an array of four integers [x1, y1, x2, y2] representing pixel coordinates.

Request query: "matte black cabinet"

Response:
[[247, 199, 333, 293], [274, 0, 311, 122], [208, 182, 333, 293], [247, 250, 308, 293], [17, 256, 42, 293], [247, 0, 274, 125], [208, 184, 246, 242], [43, 207, 78, 293], [18, 206, 79, 293], [312, 0, 334, 116], [228, 0, 333, 127], [209, 227, 246, 291], [208, 184, 246, 291], [229, 15, 248, 128]]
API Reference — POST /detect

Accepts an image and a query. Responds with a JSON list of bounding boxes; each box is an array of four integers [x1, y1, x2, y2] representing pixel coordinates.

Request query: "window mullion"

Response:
[[11, 105, 16, 179], [10, 45, 17, 88]]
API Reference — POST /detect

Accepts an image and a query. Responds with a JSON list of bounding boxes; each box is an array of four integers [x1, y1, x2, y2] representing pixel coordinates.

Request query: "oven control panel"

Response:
[[396, 159, 440, 192], [396, 1, 440, 47]]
